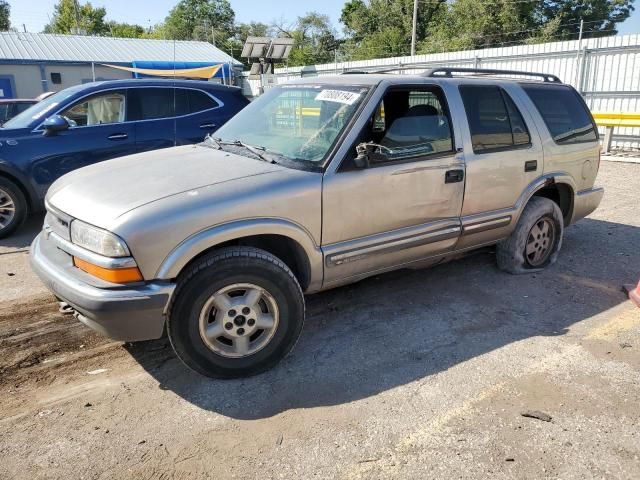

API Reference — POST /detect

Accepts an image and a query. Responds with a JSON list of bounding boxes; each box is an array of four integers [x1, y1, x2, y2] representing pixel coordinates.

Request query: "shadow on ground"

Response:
[[0, 213, 45, 251], [121, 217, 637, 419]]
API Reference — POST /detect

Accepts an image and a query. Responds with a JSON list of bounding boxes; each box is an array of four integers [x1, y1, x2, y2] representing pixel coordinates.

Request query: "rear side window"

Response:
[[189, 90, 219, 112], [522, 84, 597, 144], [174, 88, 220, 116], [128, 88, 175, 121], [460, 85, 531, 153]]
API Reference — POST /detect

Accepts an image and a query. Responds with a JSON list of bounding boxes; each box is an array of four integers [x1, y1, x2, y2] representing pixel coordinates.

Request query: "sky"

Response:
[[8, 0, 640, 36]]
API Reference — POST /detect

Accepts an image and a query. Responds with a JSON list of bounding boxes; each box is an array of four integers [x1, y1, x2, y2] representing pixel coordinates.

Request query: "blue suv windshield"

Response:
[[3, 84, 86, 130]]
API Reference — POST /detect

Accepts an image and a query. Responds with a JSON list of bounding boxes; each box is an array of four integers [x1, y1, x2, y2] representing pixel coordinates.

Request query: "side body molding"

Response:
[[154, 218, 324, 292]]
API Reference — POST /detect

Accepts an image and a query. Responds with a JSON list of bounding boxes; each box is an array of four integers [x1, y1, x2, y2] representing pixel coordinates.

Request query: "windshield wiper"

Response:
[[214, 138, 276, 164]]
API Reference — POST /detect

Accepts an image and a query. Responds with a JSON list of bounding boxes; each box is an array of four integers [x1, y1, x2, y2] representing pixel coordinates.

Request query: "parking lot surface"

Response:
[[0, 160, 638, 480]]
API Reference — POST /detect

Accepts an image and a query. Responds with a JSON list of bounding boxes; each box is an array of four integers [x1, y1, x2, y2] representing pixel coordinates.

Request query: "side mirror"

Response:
[[354, 143, 371, 168], [354, 142, 389, 168], [42, 115, 69, 136]]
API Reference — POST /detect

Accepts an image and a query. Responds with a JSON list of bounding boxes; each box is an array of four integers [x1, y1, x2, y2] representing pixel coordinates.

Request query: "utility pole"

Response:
[[411, 0, 418, 56], [574, 18, 584, 88]]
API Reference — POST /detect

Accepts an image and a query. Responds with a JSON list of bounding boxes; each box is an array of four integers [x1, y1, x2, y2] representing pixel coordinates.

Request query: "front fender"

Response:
[[0, 160, 41, 210], [155, 217, 324, 292]]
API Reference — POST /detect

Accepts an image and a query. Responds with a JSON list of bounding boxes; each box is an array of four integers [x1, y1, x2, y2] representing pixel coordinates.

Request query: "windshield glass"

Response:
[[3, 85, 85, 129], [213, 85, 369, 164]]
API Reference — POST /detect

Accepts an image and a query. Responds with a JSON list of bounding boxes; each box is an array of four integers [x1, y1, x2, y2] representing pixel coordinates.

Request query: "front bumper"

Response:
[[30, 233, 174, 341], [570, 187, 604, 224]]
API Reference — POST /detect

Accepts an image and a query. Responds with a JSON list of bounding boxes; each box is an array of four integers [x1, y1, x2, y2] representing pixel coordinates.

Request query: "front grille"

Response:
[[44, 210, 71, 241]]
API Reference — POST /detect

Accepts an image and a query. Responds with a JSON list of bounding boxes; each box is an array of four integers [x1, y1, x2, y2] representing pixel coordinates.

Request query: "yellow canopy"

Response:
[[102, 63, 223, 79]]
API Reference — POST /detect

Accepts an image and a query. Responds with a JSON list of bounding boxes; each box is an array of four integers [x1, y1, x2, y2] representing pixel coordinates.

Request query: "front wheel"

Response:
[[167, 247, 305, 379], [496, 196, 564, 274]]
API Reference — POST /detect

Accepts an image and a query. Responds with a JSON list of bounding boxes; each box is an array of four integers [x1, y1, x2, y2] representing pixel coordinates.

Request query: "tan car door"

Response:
[[321, 85, 465, 287]]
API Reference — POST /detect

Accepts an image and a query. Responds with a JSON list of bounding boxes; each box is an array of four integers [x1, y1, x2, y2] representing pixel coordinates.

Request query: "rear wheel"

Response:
[[0, 177, 27, 239], [167, 247, 305, 379], [497, 196, 563, 274]]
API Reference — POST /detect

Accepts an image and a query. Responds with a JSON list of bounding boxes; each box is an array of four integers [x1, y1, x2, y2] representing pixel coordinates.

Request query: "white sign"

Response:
[[315, 89, 361, 105], [0, 89, 4, 97]]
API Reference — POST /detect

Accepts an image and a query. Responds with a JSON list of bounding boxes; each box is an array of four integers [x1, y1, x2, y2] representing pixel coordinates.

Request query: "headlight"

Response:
[[70, 220, 130, 257]]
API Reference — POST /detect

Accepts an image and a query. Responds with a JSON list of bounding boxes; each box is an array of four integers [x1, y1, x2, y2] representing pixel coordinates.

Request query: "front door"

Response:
[[322, 85, 465, 286], [27, 89, 136, 197]]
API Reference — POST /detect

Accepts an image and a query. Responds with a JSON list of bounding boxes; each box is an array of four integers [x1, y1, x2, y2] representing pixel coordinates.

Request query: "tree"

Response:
[[107, 21, 146, 38], [272, 12, 338, 66], [44, 0, 109, 35], [535, 0, 635, 39], [419, 0, 538, 53], [340, 0, 447, 59], [163, 0, 235, 44], [0, 0, 10, 31]]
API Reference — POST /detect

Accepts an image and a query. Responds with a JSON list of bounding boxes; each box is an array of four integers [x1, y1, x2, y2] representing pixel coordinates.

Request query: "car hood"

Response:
[[47, 144, 284, 226]]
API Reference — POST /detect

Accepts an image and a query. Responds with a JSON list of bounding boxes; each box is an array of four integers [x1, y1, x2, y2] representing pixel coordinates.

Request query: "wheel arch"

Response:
[[516, 173, 576, 227], [0, 163, 38, 213], [155, 218, 324, 293]]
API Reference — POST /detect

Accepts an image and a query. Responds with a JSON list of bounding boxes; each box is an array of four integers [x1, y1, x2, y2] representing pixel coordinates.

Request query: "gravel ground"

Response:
[[0, 160, 638, 480]]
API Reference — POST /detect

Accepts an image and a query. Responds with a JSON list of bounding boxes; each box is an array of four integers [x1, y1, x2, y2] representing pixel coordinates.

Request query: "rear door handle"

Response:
[[108, 133, 128, 140], [445, 169, 464, 184], [525, 160, 537, 172], [200, 123, 217, 129]]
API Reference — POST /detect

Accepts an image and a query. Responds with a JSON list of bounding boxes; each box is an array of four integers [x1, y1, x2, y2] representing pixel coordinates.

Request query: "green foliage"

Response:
[[341, 0, 446, 57], [44, 0, 109, 36], [341, 0, 635, 60], [0, 0, 10, 31], [107, 21, 146, 38], [163, 0, 235, 43], [286, 12, 338, 66]]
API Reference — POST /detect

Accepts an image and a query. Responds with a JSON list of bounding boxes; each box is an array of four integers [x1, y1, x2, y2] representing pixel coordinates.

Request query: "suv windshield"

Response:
[[2, 84, 85, 129], [213, 85, 369, 165]]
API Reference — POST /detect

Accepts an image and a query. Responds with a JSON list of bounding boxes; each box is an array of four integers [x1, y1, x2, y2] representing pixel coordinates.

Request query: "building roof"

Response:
[[0, 32, 241, 65]]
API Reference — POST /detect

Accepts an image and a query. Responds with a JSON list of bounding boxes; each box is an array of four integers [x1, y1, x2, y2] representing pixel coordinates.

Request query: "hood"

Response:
[[47, 144, 283, 226]]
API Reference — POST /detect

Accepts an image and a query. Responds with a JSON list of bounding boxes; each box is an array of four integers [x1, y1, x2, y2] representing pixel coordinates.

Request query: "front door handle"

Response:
[[200, 123, 217, 129], [525, 160, 537, 172], [445, 169, 464, 184], [108, 133, 128, 140]]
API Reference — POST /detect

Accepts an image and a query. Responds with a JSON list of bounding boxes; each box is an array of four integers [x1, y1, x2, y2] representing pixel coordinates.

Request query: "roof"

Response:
[[0, 32, 241, 65], [0, 98, 38, 104], [81, 78, 241, 91]]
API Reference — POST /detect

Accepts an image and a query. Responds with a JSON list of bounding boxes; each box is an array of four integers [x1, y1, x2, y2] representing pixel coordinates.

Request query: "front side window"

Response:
[[377, 88, 453, 160], [460, 85, 531, 153], [213, 85, 368, 164], [522, 84, 597, 144], [61, 91, 126, 127]]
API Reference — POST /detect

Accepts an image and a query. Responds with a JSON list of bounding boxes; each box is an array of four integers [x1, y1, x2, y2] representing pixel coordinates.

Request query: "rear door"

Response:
[[174, 88, 225, 145], [127, 87, 177, 153], [455, 83, 543, 248]]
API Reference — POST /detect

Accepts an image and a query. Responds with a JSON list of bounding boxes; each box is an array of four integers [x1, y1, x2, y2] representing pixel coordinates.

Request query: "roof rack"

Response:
[[423, 67, 562, 83]]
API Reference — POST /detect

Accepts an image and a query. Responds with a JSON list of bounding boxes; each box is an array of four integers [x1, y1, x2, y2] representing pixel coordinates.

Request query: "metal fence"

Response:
[[241, 34, 640, 150]]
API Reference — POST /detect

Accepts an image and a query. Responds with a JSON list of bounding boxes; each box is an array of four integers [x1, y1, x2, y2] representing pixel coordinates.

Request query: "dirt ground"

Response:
[[0, 160, 638, 480]]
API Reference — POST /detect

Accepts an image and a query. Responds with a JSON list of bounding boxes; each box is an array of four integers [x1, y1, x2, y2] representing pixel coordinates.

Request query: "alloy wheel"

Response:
[[525, 217, 556, 267], [198, 283, 279, 358], [0, 187, 16, 230]]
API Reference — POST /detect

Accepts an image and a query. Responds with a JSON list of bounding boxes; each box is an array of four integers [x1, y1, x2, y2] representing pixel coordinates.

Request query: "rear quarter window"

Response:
[[522, 84, 597, 144]]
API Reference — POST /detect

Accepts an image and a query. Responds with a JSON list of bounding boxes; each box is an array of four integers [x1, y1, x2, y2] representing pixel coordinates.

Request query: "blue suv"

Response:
[[0, 79, 248, 238]]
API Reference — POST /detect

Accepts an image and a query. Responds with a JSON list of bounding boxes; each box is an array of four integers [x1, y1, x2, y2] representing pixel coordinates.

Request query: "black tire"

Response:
[[496, 196, 563, 274], [167, 247, 305, 379], [0, 177, 27, 240]]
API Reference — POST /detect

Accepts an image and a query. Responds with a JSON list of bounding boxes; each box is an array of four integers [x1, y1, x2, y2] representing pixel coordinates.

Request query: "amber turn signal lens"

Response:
[[73, 257, 143, 283]]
